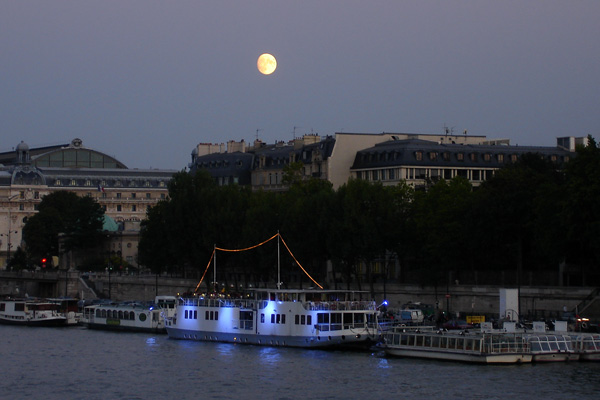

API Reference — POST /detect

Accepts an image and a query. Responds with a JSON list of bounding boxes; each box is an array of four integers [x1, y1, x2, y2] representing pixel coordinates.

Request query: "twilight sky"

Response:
[[1, 1, 599, 170]]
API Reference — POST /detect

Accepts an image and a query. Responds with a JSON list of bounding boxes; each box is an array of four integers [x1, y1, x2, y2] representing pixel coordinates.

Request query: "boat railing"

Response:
[[180, 297, 258, 309], [304, 300, 376, 311]]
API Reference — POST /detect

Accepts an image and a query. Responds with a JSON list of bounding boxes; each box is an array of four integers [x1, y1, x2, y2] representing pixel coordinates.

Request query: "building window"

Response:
[[550, 155, 557, 162], [443, 152, 450, 161], [85, 180, 92, 187], [132, 205, 137, 212], [511, 154, 518, 162], [429, 152, 438, 160], [160, 194, 166, 199], [484, 153, 491, 162], [497, 154, 504, 162], [457, 153, 464, 161], [34, 191, 39, 199], [470, 153, 477, 161], [55, 179, 61, 185], [131, 193, 136, 199], [415, 151, 423, 161], [372, 170, 379, 180], [388, 169, 395, 180], [145, 193, 151, 199], [117, 205, 122, 212], [116, 193, 122, 199], [19, 204, 25, 211]]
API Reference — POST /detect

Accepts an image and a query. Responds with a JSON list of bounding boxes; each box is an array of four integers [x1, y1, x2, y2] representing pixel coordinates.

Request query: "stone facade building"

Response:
[[0, 138, 175, 269]]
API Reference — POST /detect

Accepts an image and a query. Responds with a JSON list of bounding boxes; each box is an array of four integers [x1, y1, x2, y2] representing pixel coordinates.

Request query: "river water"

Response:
[[1, 325, 599, 400]]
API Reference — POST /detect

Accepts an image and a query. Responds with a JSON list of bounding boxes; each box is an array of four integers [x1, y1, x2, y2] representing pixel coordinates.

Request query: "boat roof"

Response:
[[247, 288, 370, 294]]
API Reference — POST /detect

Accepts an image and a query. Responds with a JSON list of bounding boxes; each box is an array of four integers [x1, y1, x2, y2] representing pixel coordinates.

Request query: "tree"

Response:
[[22, 191, 104, 265], [470, 153, 566, 282], [563, 135, 600, 283]]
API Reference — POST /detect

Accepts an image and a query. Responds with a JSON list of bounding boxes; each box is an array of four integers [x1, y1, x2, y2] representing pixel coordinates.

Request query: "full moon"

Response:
[[257, 53, 277, 75]]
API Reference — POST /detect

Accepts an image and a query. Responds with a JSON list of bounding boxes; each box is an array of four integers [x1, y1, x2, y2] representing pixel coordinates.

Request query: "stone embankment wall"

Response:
[[1, 271, 598, 319], [86, 274, 599, 319]]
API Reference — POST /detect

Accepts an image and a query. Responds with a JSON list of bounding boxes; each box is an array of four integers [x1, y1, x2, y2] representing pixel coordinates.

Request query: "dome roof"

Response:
[[16, 141, 29, 151], [102, 214, 119, 232]]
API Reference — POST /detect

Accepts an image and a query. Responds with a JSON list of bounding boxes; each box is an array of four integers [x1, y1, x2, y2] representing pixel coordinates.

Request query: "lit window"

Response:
[[457, 153, 464, 161], [415, 151, 423, 161]]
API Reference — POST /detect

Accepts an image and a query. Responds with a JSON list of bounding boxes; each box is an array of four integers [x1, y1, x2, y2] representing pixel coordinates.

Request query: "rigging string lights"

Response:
[[194, 233, 323, 292]]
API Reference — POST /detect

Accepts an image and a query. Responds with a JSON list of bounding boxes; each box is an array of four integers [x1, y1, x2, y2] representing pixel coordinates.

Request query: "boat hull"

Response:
[[384, 347, 532, 364], [0, 316, 68, 327], [166, 326, 374, 348], [83, 321, 166, 334]]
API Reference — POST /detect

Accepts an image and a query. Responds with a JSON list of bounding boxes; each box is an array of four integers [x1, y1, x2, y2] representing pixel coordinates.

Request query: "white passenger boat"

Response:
[[0, 299, 68, 327], [572, 334, 600, 361], [525, 334, 579, 362], [81, 295, 177, 333], [165, 233, 379, 348], [166, 288, 379, 348], [381, 328, 532, 364]]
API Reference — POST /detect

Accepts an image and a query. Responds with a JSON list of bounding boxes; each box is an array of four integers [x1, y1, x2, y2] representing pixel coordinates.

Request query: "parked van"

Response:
[[397, 309, 424, 324]]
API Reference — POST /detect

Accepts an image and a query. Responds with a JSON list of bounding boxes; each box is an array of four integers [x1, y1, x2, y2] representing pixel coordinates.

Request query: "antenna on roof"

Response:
[[292, 126, 304, 139], [255, 128, 263, 141]]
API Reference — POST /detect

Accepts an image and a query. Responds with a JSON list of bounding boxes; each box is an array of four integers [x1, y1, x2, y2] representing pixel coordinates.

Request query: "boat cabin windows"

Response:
[[0, 303, 4, 311], [295, 314, 312, 326], [185, 309, 198, 319], [239, 311, 253, 330], [205, 310, 219, 320], [271, 313, 286, 324], [14, 303, 25, 312]]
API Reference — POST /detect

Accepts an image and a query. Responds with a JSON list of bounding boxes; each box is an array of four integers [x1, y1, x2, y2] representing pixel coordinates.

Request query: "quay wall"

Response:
[[1, 271, 598, 319]]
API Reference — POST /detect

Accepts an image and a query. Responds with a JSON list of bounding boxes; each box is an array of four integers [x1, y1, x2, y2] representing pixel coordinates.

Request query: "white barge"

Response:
[[81, 296, 177, 333], [0, 299, 68, 327], [382, 328, 533, 364], [166, 288, 379, 348]]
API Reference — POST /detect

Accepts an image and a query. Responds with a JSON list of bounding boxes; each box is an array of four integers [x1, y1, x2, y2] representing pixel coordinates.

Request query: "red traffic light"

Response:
[[41, 258, 47, 267]]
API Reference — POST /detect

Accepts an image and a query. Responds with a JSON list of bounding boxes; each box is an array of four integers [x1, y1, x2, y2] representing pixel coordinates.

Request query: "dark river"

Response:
[[1, 325, 599, 400]]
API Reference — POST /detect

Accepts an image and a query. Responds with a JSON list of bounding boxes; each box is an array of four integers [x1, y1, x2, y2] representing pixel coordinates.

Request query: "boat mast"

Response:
[[213, 244, 217, 293], [277, 231, 281, 290]]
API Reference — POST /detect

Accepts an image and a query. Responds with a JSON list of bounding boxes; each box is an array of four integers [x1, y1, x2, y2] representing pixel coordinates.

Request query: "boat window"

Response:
[[118, 311, 124, 319], [15, 303, 25, 312], [129, 311, 135, 319], [0, 303, 4, 312], [96, 309, 101, 318], [276, 314, 281, 324], [205, 311, 209, 320], [101, 310, 107, 318], [261, 313, 265, 323], [194, 310, 198, 319], [307, 315, 312, 326]]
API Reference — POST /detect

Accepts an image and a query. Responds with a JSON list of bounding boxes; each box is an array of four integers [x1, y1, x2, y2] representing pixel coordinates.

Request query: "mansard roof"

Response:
[[351, 139, 572, 170]]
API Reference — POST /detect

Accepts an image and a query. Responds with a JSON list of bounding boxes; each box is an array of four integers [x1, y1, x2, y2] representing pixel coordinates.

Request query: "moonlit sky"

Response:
[[2, 1, 599, 170]]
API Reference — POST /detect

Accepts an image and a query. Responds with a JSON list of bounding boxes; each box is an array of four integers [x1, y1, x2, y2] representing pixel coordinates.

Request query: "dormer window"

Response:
[[415, 151, 423, 161]]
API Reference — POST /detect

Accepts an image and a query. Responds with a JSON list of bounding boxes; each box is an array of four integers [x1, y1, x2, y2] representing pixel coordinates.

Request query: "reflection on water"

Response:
[[1, 326, 599, 400]]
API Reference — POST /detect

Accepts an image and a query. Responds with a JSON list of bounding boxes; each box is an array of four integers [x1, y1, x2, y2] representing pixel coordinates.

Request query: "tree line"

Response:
[[139, 136, 600, 291]]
